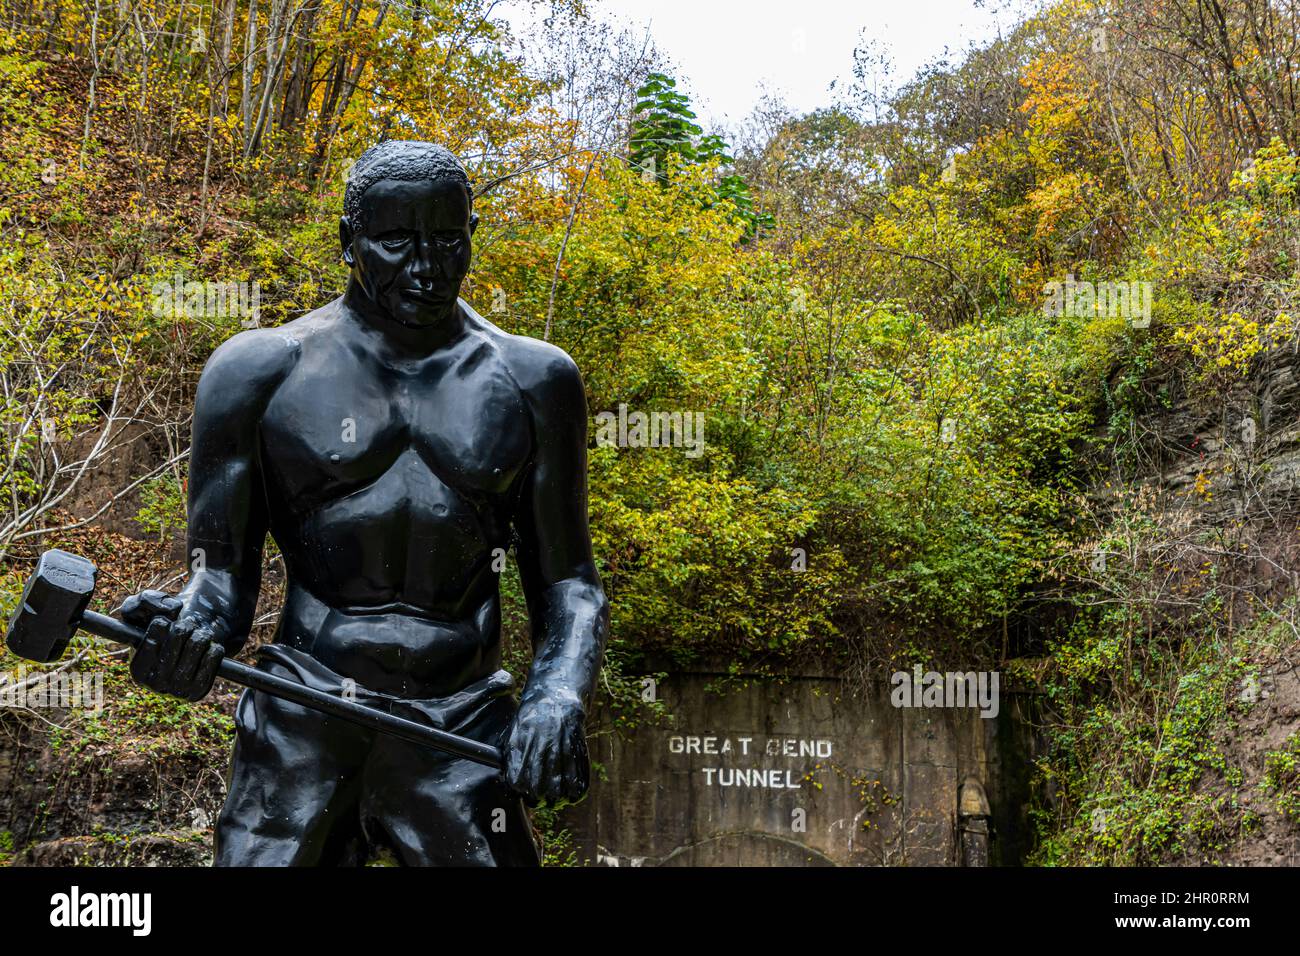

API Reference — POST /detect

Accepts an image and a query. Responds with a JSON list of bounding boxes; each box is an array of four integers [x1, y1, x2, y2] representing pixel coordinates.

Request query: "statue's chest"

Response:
[[259, 352, 532, 508]]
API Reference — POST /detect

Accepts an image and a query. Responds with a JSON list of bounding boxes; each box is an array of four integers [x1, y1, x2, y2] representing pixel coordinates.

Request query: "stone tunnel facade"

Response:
[[563, 668, 1042, 866]]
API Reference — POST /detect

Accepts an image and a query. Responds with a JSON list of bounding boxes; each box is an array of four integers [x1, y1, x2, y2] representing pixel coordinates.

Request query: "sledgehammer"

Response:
[[3, 549, 503, 770]]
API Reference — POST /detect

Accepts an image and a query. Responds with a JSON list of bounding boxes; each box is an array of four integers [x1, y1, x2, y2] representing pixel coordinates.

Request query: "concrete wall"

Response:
[[565, 668, 1041, 866]]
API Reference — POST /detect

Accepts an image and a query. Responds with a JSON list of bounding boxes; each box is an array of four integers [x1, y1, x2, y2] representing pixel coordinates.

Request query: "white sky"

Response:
[[500, 0, 1037, 135]]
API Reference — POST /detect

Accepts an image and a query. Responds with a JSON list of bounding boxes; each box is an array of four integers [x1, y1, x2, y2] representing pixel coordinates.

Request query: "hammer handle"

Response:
[[80, 610, 504, 770]]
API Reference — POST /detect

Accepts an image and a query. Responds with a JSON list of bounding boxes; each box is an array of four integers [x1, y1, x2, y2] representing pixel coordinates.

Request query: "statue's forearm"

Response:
[[521, 577, 610, 713]]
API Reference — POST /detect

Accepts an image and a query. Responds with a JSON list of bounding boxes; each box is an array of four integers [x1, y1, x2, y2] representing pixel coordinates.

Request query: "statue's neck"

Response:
[[342, 280, 468, 360]]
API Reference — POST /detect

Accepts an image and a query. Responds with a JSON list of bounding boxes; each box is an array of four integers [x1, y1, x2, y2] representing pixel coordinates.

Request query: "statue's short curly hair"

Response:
[[343, 140, 472, 224]]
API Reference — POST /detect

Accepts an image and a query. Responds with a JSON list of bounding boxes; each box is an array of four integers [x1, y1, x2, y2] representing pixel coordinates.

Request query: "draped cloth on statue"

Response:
[[213, 643, 540, 867]]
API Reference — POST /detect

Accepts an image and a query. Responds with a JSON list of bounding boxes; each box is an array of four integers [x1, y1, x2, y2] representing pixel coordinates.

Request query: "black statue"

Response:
[[120, 140, 610, 866]]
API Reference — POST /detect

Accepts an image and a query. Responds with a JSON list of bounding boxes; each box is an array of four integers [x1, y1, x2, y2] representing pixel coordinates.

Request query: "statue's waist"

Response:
[[273, 582, 503, 698], [254, 643, 515, 728]]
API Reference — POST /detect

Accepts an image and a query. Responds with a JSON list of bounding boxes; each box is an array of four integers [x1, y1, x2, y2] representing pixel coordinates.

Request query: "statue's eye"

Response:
[[377, 231, 412, 248]]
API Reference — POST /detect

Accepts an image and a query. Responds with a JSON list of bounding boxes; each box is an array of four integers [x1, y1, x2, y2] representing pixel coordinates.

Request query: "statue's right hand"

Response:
[[120, 589, 183, 630], [121, 590, 227, 702]]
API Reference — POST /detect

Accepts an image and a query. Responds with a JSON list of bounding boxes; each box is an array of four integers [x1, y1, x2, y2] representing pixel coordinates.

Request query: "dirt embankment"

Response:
[[1, 505, 284, 866]]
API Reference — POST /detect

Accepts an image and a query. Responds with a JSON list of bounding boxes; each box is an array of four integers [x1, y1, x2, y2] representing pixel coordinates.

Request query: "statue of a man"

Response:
[[119, 140, 610, 866]]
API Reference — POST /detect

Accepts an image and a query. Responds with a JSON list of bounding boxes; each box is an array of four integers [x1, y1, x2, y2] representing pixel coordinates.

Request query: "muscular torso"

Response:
[[255, 303, 535, 698]]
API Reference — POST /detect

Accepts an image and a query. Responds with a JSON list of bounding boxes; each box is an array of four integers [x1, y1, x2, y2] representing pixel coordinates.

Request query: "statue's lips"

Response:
[[398, 288, 455, 305]]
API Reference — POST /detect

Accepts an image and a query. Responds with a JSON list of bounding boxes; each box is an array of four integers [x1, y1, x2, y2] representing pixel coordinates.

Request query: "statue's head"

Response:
[[340, 140, 479, 329]]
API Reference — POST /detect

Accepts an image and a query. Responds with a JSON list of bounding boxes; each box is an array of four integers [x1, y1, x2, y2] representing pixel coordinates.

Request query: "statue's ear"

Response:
[[339, 216, 355, 265], [469, 210, 479, 236]]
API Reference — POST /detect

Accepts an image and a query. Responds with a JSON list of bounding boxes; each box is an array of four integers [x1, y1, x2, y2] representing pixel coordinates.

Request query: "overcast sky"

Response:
[[500, 0, 1037, 135]]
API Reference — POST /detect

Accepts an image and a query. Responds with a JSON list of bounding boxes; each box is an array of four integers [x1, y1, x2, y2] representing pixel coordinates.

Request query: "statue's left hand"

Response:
[[502, 695, 590, 805]]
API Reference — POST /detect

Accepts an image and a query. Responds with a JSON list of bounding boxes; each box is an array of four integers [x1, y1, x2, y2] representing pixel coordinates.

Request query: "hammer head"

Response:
[[4, 549, 97, 663]]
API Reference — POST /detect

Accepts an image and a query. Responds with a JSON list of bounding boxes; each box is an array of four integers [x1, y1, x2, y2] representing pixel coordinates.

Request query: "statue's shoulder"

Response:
[[198, 302, 335, 405], [460, 299, 584, 401]]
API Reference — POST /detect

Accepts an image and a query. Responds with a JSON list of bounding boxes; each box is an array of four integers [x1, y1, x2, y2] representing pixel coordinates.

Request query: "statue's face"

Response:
[[341, 177, 476, 328]]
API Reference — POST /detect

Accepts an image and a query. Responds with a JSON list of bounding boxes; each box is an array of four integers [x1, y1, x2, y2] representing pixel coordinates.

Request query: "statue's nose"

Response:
[[411, 239, 441, 279]]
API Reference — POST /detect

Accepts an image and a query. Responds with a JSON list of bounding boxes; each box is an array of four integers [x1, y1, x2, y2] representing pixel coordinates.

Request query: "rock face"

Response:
[[1089, 342, 1300, 865], [1215, 662, 1300, 866], [0, 693, 233, 868], [1144, 346, 1300, 517], [564, 667, 1041, 866], [21, 832, 213, 866]]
